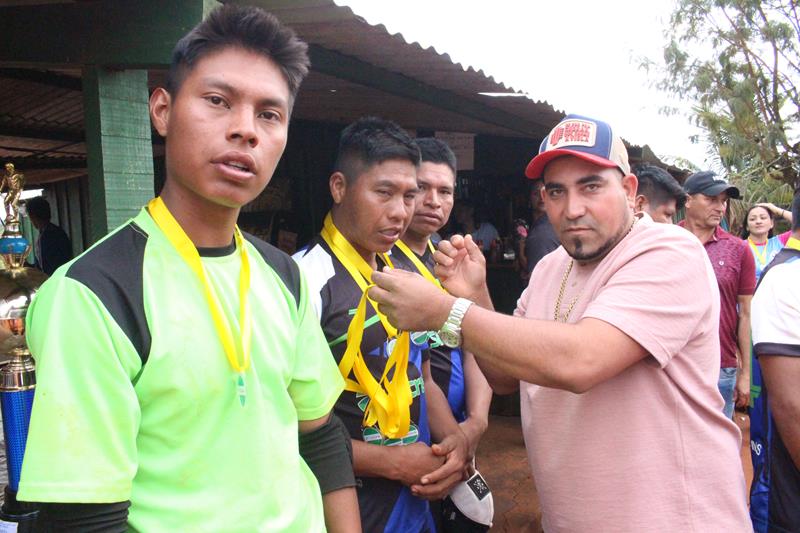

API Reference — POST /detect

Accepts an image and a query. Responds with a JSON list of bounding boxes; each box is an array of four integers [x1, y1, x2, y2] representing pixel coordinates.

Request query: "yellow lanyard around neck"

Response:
[[748, 237, 768, 267], [320, 213, 411, 438], [148, 197, 252, 406], [393, 239, 444, 290], [321, 213, 398, 336], [787, 236, 800, 251]]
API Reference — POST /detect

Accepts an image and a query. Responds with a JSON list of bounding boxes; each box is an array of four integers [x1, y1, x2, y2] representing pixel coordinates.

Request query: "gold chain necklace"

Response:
[[554, 259, 579, 322], [553, 216, 638, 323]]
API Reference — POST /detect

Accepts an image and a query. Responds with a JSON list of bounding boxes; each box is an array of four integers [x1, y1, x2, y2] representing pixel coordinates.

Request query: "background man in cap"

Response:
[[680, 171, 756, 419], [632, 163, 686, 224], [368, 114, 750, 531]]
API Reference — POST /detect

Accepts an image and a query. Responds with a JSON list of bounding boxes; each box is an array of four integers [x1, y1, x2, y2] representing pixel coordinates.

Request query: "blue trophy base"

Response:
[[0, 390, 34, 493]]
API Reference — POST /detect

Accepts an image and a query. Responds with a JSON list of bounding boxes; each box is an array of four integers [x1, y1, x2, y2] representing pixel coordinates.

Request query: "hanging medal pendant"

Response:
[[237, 372, 247, 407]]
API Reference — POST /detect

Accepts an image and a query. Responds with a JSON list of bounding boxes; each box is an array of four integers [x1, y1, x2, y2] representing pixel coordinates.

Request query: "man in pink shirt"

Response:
[[368, 114, 751, 531]]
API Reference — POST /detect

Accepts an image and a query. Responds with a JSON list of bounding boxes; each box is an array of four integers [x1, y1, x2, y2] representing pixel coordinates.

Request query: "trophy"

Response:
[[0, 163, 44, 528]]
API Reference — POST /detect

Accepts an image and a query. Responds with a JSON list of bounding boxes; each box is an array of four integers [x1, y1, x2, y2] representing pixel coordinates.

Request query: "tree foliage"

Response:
[[660, 0, 800, 194]]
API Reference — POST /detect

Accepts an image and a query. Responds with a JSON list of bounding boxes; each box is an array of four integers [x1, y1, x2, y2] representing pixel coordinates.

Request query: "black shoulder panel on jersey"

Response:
[[66, 222, 151, 365], [242, 232, 301, 309]]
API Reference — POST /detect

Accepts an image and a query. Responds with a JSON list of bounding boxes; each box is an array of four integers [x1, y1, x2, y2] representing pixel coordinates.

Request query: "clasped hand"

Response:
[[394, 432, 469, 500], [369, 235, 487, 332]]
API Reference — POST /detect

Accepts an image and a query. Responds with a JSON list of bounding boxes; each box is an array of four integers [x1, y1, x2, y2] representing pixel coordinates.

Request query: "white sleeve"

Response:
[[293, 244, 335, 320]]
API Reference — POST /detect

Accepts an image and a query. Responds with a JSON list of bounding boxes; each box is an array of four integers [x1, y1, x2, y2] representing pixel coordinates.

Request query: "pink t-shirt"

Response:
[[516, 215, 750, 532]]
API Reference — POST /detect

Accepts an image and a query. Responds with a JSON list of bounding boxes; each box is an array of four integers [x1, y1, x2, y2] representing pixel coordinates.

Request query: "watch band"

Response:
[[438, 297, 474, 348], [446, 297, 474, 329]]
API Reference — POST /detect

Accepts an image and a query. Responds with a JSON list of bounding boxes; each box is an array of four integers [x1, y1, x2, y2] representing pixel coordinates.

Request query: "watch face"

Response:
[[439, 328, 460, 348]]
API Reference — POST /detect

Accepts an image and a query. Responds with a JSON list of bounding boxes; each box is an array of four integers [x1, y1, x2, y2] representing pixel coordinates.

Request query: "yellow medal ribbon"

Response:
[[748, 237, 768, 268], [393, 239, 445, 291], [147, 197, 251, 407], [786, 236, 800, 252], [320, 213, 411, 439]]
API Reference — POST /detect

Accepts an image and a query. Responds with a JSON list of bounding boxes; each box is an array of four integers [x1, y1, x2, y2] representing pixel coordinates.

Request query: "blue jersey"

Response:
[[748, 233, 787, 532], [388, 243, 467, 421], [749, 246, 800, 532]]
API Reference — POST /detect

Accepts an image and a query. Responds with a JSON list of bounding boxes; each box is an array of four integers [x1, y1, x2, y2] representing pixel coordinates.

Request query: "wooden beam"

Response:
[[0, 1, 204, 68], [307, 44, 548, 139], [0, 68, 82, 91], [0, 121, 84, 143], [3, 156, 85, 170]]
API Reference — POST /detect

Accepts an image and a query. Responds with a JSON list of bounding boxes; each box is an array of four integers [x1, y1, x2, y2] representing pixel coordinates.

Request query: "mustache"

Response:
[[560, 221, 595, 231]]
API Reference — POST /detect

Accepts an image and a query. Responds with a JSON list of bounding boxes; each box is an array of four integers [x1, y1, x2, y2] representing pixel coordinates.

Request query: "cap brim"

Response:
[[525, 149, 620, 180], [700, 183, 741, 199]]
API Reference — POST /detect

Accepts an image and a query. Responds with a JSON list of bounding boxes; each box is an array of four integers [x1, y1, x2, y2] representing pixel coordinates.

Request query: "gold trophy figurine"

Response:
[[1, 164, 24, 227], [0, 162, 43, 528], [0, 164, 28, 269]]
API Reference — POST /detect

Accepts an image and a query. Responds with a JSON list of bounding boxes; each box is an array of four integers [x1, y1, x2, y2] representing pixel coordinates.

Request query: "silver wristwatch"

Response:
[[438, 298, 474, 348]]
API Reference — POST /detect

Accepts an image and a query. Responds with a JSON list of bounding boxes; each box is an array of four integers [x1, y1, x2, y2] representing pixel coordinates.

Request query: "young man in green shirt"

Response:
[[18, 6, 359, 531]]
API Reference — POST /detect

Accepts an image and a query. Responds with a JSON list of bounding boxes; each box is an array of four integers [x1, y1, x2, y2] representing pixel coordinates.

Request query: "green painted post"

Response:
[[82, 67, 154, 244]]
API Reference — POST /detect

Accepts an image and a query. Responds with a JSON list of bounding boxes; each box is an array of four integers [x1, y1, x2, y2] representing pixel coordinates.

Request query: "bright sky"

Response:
[[338, 0, 709, 169]]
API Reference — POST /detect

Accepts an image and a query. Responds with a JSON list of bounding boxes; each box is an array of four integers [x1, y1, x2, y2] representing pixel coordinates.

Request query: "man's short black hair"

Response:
[[633, 164, 686, 210], [166, 4, 309, 107], [792, 188, 800, 231], [415, 137, 457, 176], [26, 196, 51, 222], [333, 117, 420, 181]]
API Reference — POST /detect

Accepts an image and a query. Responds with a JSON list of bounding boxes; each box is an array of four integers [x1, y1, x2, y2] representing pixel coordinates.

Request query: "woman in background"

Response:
[[743, 201, 793, 520], [741, 202, 793, 280]]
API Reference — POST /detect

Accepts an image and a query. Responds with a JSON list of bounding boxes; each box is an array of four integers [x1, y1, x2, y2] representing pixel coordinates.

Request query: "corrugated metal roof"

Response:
[[1, 0, 571, 184], [0, 72, 85, 183], [260, 0, 564, 137]]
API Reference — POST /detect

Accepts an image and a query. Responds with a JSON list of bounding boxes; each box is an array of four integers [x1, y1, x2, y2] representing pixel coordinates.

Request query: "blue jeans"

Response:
[[718, 367, 737, 419]]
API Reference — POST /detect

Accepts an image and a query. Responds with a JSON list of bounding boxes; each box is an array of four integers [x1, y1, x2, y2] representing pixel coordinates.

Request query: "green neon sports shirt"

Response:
[[18, 207, 344, 532]]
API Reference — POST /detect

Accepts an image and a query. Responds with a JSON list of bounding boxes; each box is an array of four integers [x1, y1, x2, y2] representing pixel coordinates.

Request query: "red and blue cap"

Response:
[[525, 114, 630, 179]]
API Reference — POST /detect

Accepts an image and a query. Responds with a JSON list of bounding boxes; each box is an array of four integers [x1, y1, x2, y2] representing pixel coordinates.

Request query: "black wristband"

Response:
[[32, 501, 129, 532], [298, 414, 355, 494]]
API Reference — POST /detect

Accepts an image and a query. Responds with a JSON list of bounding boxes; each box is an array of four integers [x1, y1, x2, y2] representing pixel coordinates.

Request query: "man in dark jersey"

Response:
[[388, 137, 491, 454], [18, 6, 358, 531], [388, 138, 493, 530], [295, 117, 468, 533]]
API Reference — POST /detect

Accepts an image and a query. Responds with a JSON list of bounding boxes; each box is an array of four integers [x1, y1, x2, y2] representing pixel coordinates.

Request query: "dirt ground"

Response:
[[476, 412, 754, 532]]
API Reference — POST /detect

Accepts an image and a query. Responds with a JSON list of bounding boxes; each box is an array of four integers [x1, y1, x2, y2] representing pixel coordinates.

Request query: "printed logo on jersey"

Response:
[[750, 439, 763, 456], [362, 424, 419, 446]]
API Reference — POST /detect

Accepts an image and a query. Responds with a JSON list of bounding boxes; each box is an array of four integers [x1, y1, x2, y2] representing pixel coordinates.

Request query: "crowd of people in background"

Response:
[[633, 160, 799, 533], [9, 4, 800, 533]]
